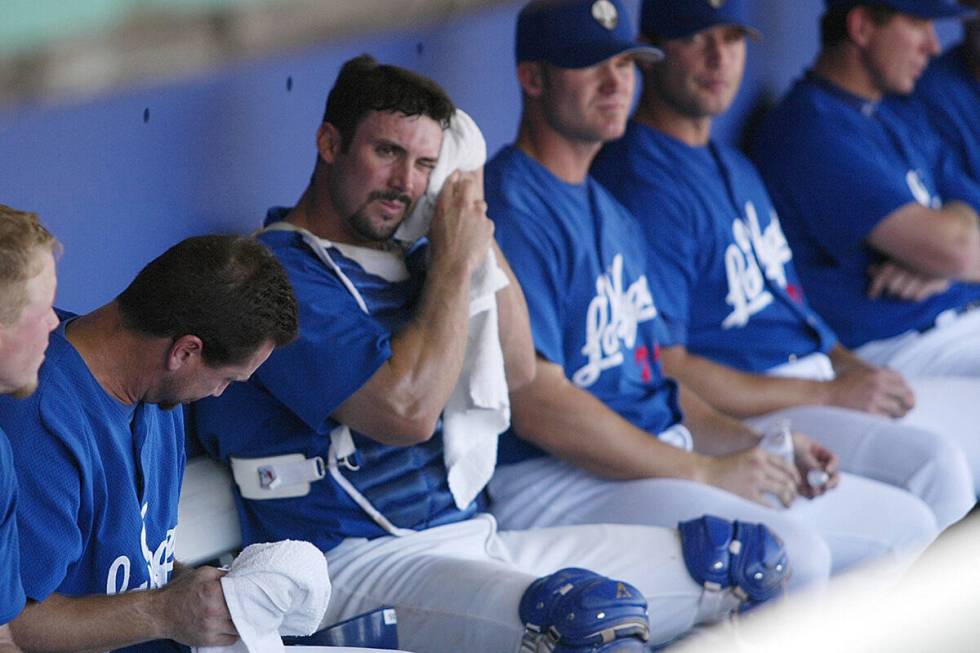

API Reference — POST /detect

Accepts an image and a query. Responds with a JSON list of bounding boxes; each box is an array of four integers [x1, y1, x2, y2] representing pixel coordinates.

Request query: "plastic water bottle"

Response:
[[759, 419, 794, 508]]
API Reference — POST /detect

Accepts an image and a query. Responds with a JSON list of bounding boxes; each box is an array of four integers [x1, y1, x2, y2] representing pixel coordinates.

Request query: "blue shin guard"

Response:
[[679, 515, 789, 610], [519, 567, 650, 652]]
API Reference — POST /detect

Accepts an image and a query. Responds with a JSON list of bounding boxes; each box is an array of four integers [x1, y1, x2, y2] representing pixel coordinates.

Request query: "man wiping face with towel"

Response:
[[194, 52, 791, 652]]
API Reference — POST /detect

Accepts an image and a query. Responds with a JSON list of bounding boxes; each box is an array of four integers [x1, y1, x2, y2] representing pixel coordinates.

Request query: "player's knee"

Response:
[[519, 567, 650, 652], [678, 515, 793, 609], [923, 434, 975, 527]]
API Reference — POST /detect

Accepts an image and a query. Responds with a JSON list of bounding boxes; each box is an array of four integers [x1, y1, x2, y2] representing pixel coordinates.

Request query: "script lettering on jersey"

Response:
[[573, 254, 658, 387], [105, 502, 177, 595], [722, 201, 793, 329], [905, 170, 942, 209]]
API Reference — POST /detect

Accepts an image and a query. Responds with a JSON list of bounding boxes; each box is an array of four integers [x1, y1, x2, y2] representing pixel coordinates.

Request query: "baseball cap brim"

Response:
[[542, 42, 664, 69], [826, 0, 975, 19]]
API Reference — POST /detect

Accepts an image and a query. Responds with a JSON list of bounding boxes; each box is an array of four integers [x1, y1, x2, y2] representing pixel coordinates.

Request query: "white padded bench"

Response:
[[175, 456, 411, 652]]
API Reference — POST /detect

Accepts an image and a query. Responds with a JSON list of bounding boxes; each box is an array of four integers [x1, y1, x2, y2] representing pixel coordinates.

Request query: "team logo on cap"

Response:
[[592, 0, 618, 30], [708, 0, 726, 8]]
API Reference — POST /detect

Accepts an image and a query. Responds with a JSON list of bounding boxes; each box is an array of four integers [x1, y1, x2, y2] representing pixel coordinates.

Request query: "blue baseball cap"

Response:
[[640, 0, 762, 40], [824, 0, 974, 19], [516, 0, 664, 68]]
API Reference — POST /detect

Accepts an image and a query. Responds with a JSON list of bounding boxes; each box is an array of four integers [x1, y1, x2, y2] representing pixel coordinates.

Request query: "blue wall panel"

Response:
[[0, 0, 965, 312]]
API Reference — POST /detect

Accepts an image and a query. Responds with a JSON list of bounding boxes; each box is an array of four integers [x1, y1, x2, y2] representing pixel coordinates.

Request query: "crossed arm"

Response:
[[868, 200, 980, 285]]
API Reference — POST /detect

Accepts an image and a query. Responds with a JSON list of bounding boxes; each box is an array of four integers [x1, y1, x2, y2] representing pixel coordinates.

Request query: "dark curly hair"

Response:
[[117, 235, 298, 366], [323, 54, 455, 152]]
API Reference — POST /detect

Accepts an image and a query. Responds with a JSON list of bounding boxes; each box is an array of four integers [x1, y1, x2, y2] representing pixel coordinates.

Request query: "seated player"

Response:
[[0, 235, 298, 652], [753, 0, 980, 378], [0, 205, 60, 653]]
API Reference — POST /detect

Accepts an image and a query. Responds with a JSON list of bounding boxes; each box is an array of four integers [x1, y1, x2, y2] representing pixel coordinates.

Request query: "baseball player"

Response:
[[0, 206, 59, 653], [753, 0, 980, 379], [0, 236, 298, 653], [486, 0, 940, 594], [591, 0, 976, 517], [194, 54, 790, 652], [900, 0, 980, 183]]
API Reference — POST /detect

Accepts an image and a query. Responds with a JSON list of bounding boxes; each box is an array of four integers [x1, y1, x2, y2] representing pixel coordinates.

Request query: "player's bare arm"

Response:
[[661, 345, 836, 419], [491, 238, 536, 391], [510, 357, 706, 481], [867, 200, 980, 281], [9, 566, 235, 653], [332, 171, 494, 444]]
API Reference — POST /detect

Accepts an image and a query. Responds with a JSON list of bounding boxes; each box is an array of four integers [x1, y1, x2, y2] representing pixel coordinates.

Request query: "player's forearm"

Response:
[[510, 359, 705, 481], [827, 344, 871, 376], [941, 201, 980, 281], [661, 347, 826, 419], [491, 241, 536, 391], [361, 254, 475, 441], [871, 201, 980, 280], [676, 382, 760, 456], [11, 593, 165, 653], [0, 624, 21, 653]]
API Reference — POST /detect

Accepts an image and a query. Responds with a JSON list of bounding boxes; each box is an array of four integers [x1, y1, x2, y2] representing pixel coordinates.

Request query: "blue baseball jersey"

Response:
[[0, 316, 184, 653], [194, 209, 480, 553], [593, 121, 837, 373], [0, 428, 25, 625], [753, 73, 980, 347], [912, 45, 980, 183], [485, 146, 683, 465]]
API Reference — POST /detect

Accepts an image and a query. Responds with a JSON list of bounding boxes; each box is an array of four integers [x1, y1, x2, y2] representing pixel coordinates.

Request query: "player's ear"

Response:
[[167, 335, 203, 371], [518, 62, 546, 99], [847, 6, 876, 48], [316, 122, 343, 164]]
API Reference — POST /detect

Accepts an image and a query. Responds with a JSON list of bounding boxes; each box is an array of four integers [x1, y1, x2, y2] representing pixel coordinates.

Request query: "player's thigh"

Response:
[[323, 515, 529, 652], [787, 473, 937, 578], [491, 459, 830, 590], [904, 376, 980, 495]]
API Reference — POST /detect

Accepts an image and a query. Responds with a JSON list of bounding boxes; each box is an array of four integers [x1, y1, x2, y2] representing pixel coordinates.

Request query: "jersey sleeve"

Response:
[[0, 436, 25, 624], [254, 250, 393, 434], [3, 394, 86, 602], [490, 202, 569, 368]]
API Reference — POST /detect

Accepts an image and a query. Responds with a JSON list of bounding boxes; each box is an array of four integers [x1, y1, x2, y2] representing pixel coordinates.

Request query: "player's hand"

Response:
[[825, 364, 915, 418], [791, 432, 839, 499], [700, 447, 801, 508], [155, 565, 238, 647], [428, 168, 494, 276], [868, 261, 951, 301]]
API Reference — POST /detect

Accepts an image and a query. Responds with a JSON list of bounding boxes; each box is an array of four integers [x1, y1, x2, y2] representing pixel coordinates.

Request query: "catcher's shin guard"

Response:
[[519, 567, 650, 652], [679, 514, 789, 610]]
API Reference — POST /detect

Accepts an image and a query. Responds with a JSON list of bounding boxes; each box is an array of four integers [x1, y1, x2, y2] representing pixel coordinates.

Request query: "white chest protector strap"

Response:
[[230, 454, 326, 500]]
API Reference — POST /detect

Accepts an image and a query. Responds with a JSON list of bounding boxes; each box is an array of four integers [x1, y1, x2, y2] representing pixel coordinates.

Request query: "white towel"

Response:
[[396, 109, 510, 510], [195, 540, 331, 653], [395, 108, 487, 243]]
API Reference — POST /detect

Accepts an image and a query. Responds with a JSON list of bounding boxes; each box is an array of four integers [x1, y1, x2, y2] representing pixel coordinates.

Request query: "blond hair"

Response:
[[0, 204, 60, 324]]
